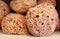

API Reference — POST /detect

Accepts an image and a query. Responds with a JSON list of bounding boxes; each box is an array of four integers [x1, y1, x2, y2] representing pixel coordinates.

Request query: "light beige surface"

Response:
[[0, 30, 60, 39]]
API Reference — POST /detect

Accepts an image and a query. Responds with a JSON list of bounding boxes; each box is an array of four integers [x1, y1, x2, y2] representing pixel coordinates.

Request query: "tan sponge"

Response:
[[0, 0, 10, 25], [1, 13, 28, 34], [10, 0, 37, 13]]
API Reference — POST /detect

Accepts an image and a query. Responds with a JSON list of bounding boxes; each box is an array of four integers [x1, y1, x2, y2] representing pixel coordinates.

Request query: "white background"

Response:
[[0, 30, 60, 39]]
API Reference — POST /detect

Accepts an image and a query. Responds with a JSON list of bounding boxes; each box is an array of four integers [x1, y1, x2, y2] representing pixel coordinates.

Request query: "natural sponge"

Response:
[[26, 3, 58, 37], [37, 0, 56, 7], [10, 0, 37, 14], [1, 13, 28, 34], [55, 20, 60, 30], [0, 0, 10, 25]]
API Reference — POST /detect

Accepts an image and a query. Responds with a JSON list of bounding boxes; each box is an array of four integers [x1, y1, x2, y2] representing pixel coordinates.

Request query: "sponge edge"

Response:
[[0, 0, 10, 25], [26, 3, 58, 37], [55, 20, 60, 30], [1, 13, 28, 34], [10, 0, 37, 14], [37, 0, 56, 7]]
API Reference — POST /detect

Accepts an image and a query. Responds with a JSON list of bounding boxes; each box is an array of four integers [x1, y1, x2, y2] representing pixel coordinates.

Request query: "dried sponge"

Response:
[[37, 0, 56, 7], [26, 3, 58, 37], [10, 0, 37, 14], [1, 13, 28, 34], [0, 0, 10, 25]]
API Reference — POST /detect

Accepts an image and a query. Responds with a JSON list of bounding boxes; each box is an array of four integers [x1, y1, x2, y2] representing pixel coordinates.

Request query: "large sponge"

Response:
[[26, 3, 58, 37]]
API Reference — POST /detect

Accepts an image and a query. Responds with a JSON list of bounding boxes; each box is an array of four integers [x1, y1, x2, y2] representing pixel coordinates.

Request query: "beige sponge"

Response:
[[0, 0, 10, 25], [37, 0, 56, 7], [10, 0, 37, 14], [26, 3, 58, 37], [1, 13, 28, 34]]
